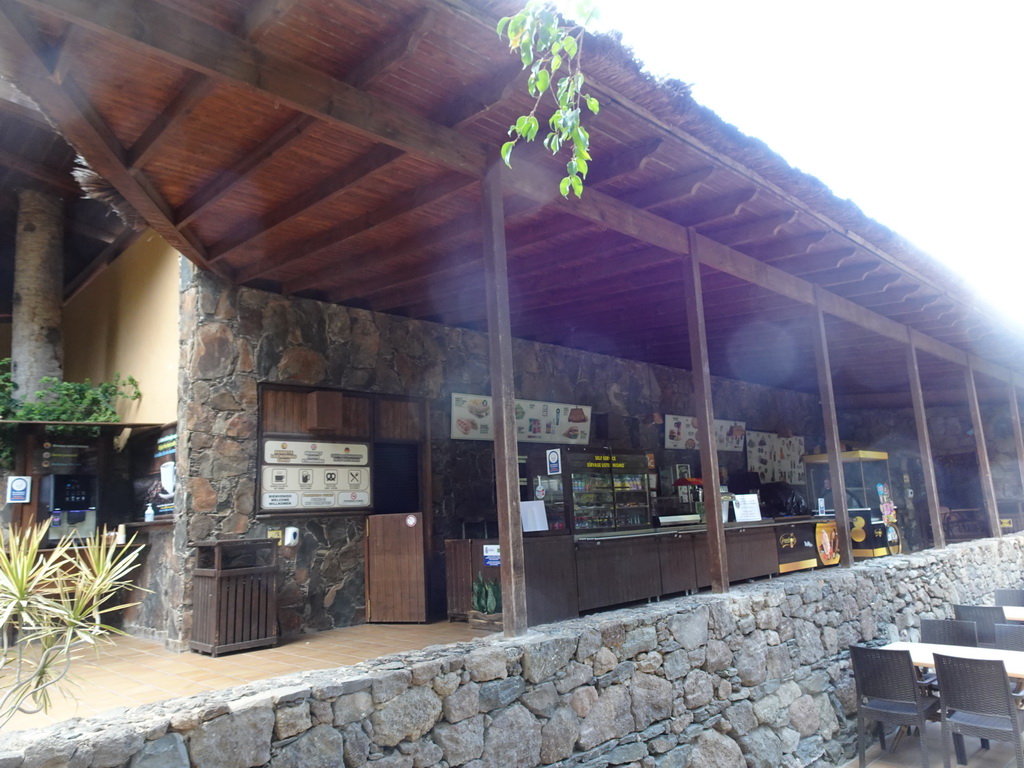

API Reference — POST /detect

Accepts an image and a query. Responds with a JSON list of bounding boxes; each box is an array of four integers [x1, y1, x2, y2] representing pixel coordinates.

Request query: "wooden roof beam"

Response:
[[345, 8, 436, 89], [704, 210, 797, 246], [0, 2, 220, 274], [672, 187, 757, 227], [243, 172, 475, 284], [64, 228, 140, 301], [239, 0, 300, 41], [128, 74, 215, 170], [0, 147, 79, 193], [15, 0, 694, 261], [750, 231, 829, 262], [617, 165, 714, 209]]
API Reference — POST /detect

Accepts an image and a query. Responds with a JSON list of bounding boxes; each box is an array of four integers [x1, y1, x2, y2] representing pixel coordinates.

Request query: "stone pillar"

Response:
[[12, 188, 64, 401]]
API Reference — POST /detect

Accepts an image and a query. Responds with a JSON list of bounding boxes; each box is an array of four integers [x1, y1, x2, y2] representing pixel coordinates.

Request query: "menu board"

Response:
[[450, 393, 591, 445], [664, 416, 746, 451], [746, 431, 806, 485], [260, 439, 371, 511], [263, 441, 368, 466]]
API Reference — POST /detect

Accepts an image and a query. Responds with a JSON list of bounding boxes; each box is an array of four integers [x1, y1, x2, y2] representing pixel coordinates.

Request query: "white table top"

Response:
[[883, 640, 1024, 679], [1002, 605, 1024, 622]]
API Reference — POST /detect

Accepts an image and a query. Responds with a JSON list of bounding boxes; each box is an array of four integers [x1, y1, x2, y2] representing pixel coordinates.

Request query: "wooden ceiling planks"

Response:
[[1, 0, 1021, 408]]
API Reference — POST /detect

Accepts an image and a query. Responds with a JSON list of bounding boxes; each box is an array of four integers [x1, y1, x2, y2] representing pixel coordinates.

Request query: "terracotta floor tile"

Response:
[[2, 621, 488, 735]]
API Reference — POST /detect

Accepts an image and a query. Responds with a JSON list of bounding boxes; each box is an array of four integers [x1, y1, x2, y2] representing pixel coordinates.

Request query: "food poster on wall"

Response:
[[134, 427, 177, 521], [664, 415, 745, 452], [260, 439, 371, 511], [450, 393, 591, 445], [746, 431, 806, 485]]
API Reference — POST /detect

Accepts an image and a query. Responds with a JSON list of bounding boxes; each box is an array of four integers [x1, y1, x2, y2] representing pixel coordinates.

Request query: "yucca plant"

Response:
[[0, 523, 145, 728], [471, 572, 502, 615]]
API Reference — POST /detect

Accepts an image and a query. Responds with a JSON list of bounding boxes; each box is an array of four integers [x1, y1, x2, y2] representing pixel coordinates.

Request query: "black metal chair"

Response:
[[953, 605, 1004, 647], [920, 619, 978, 647], [996, 589, 1024, 607], [849, 644, 939, 768], [934, 653, 1024, 768]]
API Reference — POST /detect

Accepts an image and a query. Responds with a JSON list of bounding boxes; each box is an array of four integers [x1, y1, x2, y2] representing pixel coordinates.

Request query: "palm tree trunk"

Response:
[[12, 188, 64, 401]]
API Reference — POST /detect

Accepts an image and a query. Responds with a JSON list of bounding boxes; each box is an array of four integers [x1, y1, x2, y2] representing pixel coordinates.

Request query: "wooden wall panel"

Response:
[[343, 395, 372, 439], [376, 398, 424, 441], [261, 388, 308, 434]]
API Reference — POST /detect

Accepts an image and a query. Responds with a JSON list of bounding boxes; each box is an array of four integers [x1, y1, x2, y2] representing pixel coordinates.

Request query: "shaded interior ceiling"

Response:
[[0, 0, 1019, 411]]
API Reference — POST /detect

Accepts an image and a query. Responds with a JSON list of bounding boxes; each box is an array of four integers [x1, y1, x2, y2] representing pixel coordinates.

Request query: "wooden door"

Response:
[[366, 512, 426, 622]]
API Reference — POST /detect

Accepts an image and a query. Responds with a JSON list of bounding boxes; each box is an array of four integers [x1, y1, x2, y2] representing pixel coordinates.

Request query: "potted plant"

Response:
[[467, 572, 502, 631]]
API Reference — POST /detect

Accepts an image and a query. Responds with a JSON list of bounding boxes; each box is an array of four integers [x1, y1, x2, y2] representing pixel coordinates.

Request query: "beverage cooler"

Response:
[[525, 447, 653, 533]]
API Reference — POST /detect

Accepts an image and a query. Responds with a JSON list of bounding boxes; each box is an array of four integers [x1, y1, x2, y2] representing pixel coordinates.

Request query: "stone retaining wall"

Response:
[[4, 534, 1024, 768]]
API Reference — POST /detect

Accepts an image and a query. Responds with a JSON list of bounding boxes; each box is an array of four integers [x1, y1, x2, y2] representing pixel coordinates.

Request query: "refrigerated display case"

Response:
[[526, 448, 652, 533]]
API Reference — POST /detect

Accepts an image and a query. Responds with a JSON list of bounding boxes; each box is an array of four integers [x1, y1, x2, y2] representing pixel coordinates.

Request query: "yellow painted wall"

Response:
[[64, 231, 180, 424]]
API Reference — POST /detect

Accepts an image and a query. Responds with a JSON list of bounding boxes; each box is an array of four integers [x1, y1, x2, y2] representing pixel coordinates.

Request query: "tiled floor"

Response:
[[5, 621, 490, 733], [841, 722, 1021, 767]]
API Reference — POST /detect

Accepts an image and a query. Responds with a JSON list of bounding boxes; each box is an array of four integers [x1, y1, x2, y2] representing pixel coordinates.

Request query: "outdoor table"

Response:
[[883, 640, 1024, 679], [1002, 606, 1024, 623]]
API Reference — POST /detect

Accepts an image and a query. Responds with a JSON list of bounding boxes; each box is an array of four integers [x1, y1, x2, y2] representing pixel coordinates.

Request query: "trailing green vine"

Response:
[[0, 358, 141, 469], [497, 1, 600, 198]]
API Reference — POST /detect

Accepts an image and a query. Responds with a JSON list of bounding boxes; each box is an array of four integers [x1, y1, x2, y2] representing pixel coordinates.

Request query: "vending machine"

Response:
[[37, 474, 98, 544]]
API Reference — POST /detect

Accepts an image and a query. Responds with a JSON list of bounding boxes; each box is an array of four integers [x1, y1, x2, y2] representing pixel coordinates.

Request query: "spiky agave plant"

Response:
[[0, 524, 145, 728]]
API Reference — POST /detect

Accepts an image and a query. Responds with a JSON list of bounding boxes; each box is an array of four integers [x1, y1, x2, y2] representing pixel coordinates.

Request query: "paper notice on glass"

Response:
[[520, 500, 549, 532], [732, 494, 762, 522]]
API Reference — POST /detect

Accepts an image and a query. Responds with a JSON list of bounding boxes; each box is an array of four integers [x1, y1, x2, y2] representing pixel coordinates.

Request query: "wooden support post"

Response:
[[809, 299, 854, 566], [906, 341, 945, 548], [684, 233, 727, 592], [965, 365, 1001, 538], [481, 161, 526, 637], [1008, 376, 1024, 506]]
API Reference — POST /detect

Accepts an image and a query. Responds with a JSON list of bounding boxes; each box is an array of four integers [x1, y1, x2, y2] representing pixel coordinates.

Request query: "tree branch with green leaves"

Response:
[[497, 1, 600, 198]]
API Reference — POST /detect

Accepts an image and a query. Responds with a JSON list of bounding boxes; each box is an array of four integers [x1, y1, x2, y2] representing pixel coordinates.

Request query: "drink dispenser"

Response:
[[38, 474, 98, 543]]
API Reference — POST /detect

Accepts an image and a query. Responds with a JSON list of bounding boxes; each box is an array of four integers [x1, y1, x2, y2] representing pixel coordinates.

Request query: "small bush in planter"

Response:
[[468, 573, 502, 630]]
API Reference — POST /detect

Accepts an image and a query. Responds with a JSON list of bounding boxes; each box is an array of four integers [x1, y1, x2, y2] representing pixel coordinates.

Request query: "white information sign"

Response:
[[664, 416, 746, 451], [450, 393, 591, 445], [263, 440, 368, 466], [262, 492, 299, 508], [732, 494, 763, 522]]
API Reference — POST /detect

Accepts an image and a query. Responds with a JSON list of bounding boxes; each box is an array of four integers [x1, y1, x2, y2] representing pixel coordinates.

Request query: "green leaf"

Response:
[[571, 175, 584, 198], [586, 95, 600, 114], [515, 115, 531, 135], [496, 16, 511, 38], [536, 68, 550, 94], [559, 176, 572, 197], [501, 140, 516, 168], [525, 115, 540, 141], [563, 35, 578, 58]]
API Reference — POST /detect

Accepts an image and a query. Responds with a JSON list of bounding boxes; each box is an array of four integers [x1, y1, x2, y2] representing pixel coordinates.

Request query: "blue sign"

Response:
[[547, 449, 561, 476], [6, 476, 31, 504], [482, 544, 500, 567]]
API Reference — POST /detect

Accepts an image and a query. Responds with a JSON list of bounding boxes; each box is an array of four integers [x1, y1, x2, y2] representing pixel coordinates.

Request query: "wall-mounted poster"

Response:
[[450, 393, 591, 445], [134, 427, 177, 521], [664, 415, 745, 452], [746, 431, 806, 485]]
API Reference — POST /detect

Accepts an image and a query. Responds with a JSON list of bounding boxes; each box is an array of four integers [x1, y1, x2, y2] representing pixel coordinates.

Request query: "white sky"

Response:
[[557, 1, 1024, 325]]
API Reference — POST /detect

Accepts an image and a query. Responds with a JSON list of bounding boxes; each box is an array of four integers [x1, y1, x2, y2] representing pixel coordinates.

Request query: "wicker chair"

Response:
[[953, 604, 1004, 647], [920, 619, 978, 647], [934, 653, 1024, 768], [997, 623, 1024, 652], [996, 589, 1024, 607], [849, 644, 939, 768]]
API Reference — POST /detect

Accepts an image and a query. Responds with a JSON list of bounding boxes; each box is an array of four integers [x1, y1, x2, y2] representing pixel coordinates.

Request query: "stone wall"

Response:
[[4, 534, 1023, 768], [175, 269, 826, 639]]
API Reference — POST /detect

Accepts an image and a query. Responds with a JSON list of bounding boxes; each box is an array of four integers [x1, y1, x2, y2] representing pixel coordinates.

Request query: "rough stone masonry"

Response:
[[2, 534, 1022, 768]]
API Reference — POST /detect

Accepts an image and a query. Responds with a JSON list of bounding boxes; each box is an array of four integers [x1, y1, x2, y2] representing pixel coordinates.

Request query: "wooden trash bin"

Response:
[[190, 539, 278, 656]]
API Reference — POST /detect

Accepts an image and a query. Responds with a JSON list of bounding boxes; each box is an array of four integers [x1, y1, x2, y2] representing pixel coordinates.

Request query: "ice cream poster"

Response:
[[746, 431, 806, 485], [450, 393, 591, 445], [664, 416, 746, 452]]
